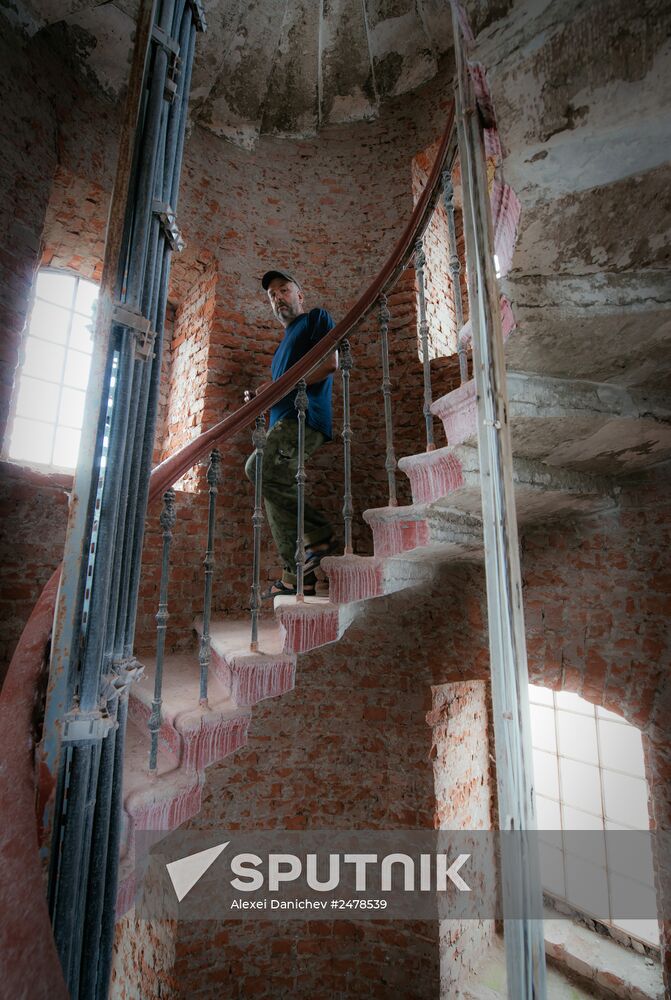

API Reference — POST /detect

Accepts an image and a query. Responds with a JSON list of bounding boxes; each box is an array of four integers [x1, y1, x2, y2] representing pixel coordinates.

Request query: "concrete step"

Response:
[[274, 596, 358, 655], [120, 716, 204, 883], [500, 271, 671, 391], [363, 503, 483, 560], [432, 373, 671, 475], [320, 552, 435, 604], [200, 617, 297, 707], [129, 653, 250, 772], [398, 445, 614, 519]]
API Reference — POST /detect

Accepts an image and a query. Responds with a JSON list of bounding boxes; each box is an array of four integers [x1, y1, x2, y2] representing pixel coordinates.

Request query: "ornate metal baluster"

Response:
[[443, 166, 469, 384], [340, 339, 354, 553], [378, 294, 397, 506], [148, 488, 176, 772], [199, 448, 221, 706], [250, 414, 267, 651], [294, 379, 308, 602], [415, 237, 435, 451]]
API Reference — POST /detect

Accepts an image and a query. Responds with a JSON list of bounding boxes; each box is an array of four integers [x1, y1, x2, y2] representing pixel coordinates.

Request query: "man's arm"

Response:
[[305, 349, 338, 386]]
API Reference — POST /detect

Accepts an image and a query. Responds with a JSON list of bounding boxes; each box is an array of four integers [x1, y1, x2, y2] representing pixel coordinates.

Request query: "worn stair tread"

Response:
[[363, 502, 484, 560], [398, 444, 615, 517], [132, 653, 245, 729], [432, 372, 671, 474], [197, 616, 297, 706], [205, 616, 285, 659], [122, 717, 201, 813]]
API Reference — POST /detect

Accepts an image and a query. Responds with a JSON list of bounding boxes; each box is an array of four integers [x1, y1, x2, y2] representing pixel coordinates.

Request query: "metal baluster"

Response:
[[294, 380, 308, 602], [443, 166, 469, 384], [378, 294, 397, 506], [199, 449, 221, 706], [149, 488, 176, 772], [250, 415, 267, 651], [415, 237, 435, 451], [340, 339, 354, 553]]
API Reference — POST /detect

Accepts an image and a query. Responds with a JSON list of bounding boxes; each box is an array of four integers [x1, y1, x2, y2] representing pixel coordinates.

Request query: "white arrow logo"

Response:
[[166, 842, 229, 901]]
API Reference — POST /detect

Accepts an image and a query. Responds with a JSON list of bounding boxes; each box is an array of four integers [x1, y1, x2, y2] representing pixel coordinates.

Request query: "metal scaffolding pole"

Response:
[[450, 4, 547, 998]]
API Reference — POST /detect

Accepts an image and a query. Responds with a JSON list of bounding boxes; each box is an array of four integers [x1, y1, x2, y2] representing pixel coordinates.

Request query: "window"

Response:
[[5, 269, 98, 471], [530, 684, 659, 948]]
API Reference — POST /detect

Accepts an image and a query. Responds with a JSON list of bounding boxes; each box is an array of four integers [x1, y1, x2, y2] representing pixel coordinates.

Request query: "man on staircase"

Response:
[[245, 269, 337, 598]]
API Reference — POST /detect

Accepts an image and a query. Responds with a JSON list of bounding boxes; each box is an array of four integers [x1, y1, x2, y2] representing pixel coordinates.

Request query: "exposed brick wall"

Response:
[[170, 564, 492, 999], [0, 22, 58, 447], [0, 462, 70, 683]]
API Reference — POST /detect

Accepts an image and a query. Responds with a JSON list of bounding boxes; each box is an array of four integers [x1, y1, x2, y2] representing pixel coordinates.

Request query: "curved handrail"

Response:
[[150, 103, 456, 503], [0, 103, 456, 988]]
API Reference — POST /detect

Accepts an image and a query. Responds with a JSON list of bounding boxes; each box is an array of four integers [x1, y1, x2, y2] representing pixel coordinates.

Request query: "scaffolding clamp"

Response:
[[153, 200, 186, 253], [62, 708, 116, 744], [152, 25, 181, 101], [187, 0, 207, 32], [112, 303, 156, 361]]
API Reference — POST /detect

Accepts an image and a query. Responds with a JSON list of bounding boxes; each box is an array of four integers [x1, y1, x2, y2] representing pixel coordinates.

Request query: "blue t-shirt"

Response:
[[269, 308, 335, 440]]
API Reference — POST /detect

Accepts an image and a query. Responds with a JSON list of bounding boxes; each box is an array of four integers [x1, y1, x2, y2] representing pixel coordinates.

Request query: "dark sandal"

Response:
[[304, 537, 335, 574], [262, 575, 316, 601]]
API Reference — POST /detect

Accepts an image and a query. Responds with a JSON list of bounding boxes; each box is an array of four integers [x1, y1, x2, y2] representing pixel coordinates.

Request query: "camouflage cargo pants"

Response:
[[244, 418, 333, 586]]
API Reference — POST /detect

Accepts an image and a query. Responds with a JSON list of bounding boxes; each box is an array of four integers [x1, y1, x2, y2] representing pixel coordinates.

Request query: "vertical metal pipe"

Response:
[[250, 415, 267, 651], [294, 380, 308, 601], [199, 449, 221, 706], [442, 166, 469, 384], [414, 238, 435, 451], [451, 4, 547, 998], [149, 488, 176, 771], [340, 339, 354, 554], [378, 294, 397, 507], [78, 717, 118, 998], [93, 695, 130, 1000]]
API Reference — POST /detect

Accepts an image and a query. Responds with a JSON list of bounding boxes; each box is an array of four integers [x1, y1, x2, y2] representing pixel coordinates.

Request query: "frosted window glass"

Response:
[[533, 749, 559, 800], [539, 842, 565, 898], [535, 794, 561, 831], [609, 872, 657, 921], [63, 350, 91, 389], [8, 417, 54, 464], [70, 311, 94, 353], [15, 377, 59, 423], [59, 387, 86, 429], [565, 856, 610, 918], [30, 300, 70, 345], [562, 804, 604, 831], [52, 426, 81, 468], [596, 705, 624, 723], [606, 830, 655, 887], [612, 918, 659, 947], [75, 279, 97, 317], [598, 719, 646, 777], [22, 338, 65, 382], [555, 691, 594, 716], [563, 824, 607, 868], [602, 771, 649, 827], [529, 684, 553, 706], [530, 704, 556, 752], [36, 271, 75, 308], [559, 758, 601, 814], [557, 710, 598, 764]]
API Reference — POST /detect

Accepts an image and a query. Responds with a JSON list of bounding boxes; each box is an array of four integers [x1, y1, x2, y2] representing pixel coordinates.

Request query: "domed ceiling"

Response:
[[14, 0, 452, 147]]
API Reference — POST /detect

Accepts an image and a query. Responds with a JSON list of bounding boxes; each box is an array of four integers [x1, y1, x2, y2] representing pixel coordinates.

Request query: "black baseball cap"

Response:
[[261, 269, 302, 291]]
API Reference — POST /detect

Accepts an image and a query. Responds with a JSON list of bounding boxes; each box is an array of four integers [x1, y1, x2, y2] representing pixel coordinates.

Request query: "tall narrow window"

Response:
[[530, 684, 659, 948], [5, 269, 98, 471]]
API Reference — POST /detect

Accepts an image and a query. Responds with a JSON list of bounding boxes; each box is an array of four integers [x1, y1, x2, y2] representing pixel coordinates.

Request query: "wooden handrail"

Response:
[[149, 103, 456, 503]]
